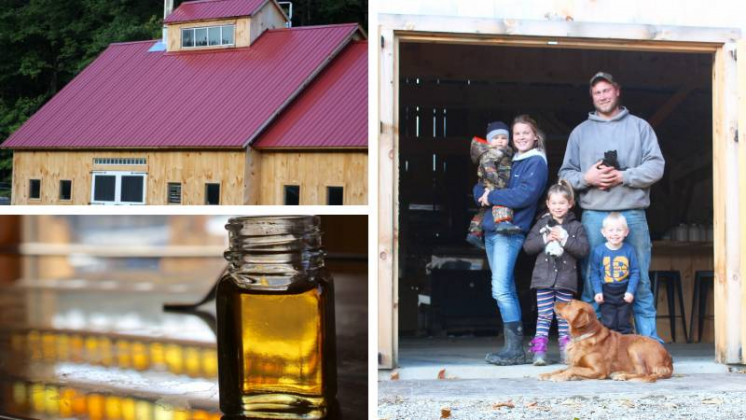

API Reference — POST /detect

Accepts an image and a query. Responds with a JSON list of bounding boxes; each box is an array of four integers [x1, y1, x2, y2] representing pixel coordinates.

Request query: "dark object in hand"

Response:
[[598, 150, 620, 170]]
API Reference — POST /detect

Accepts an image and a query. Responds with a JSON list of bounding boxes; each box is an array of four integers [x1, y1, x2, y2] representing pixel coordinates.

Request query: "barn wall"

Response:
[[255, 150, 368, 205], [12, 150, 246, 205]]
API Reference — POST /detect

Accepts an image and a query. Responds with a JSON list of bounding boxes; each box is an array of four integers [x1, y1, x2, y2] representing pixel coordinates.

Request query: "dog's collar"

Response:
[[572, 331, 596, 343]]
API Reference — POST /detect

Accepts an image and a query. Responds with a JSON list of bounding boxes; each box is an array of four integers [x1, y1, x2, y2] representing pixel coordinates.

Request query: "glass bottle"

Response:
[[216, 216, 337, 419]]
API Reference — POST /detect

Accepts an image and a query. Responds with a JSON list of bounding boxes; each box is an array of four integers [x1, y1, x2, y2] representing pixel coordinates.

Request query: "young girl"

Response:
[[522, 179, 589, 365]]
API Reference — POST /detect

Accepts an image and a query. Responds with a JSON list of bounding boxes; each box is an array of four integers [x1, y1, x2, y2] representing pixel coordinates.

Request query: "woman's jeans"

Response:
[[484, 232, 525, 323], [580, 209, 662, 342]]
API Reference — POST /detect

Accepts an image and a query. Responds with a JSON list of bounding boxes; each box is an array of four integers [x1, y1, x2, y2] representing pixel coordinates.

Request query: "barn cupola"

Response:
[[162, 0, 290, 52]]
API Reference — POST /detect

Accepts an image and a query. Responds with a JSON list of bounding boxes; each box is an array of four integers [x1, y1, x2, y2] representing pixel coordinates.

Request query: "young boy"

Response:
[[589, 212, 640, 334], [466, 121, 520, 248]]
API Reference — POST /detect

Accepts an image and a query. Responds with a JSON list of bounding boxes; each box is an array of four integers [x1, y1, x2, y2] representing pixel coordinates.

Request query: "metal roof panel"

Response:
[[253, 41, 367, 149], [164, 0, 270, 24], [3, 24, 359, 149]]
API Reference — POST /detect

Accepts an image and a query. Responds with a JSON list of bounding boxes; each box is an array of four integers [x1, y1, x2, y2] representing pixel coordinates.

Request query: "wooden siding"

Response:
[[254, 151, 367, 205], [249, 2, 286, 46], [12, 150, 245, 205]]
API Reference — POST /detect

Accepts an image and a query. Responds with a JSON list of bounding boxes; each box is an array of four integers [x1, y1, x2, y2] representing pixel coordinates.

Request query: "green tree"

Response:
[[0, 0, 368, 193], [0, 0, 162, 188]]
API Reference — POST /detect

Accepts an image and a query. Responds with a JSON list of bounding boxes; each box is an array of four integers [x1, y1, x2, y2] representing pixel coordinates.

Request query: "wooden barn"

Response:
[[3, 0, 367, 205], [375, 1, 746, 368]]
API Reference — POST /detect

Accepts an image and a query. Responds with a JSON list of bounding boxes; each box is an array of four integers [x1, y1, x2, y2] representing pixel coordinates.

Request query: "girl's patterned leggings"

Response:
[[535, 288, 573, 338]]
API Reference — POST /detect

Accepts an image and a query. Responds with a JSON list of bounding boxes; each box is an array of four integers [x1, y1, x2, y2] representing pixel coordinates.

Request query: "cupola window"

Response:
[[182, 25, 235, 48]]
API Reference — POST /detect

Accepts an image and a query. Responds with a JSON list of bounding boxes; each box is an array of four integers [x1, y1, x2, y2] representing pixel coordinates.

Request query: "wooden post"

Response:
[[737, 40, 746, 362], [378, 27, 398, 369], [712, 42, 742, 364], [244, 147, 261, 204]]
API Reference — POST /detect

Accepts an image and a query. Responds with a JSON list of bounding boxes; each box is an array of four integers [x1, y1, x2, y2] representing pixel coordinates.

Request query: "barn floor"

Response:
[[380, 336, 724, 381], [379, 337, 746, 420]]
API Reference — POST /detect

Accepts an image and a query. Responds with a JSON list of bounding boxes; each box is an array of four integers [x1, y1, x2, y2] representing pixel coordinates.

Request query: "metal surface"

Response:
[[3, 24, 359, 149], [164, 0, 268, 24], [254, 41, 368, 149]]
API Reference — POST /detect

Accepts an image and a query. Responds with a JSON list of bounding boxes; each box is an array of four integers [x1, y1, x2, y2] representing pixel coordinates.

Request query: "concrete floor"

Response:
[[379, 336, 726, 380]]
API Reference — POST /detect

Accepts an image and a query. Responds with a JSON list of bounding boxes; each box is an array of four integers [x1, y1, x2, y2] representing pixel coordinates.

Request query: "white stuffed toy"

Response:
[[540, 222, 568, 257]]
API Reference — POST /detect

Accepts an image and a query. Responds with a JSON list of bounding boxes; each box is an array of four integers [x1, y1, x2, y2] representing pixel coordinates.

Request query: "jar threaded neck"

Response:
[[223, 216, 324, 288]]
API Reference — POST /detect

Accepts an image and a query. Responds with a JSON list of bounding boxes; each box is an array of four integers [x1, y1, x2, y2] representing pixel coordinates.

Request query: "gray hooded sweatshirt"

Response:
[[558, 107, 664, 210]]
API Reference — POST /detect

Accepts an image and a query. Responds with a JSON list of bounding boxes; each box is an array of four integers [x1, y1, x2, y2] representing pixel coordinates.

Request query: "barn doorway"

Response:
[[396, 43, 714, 350]]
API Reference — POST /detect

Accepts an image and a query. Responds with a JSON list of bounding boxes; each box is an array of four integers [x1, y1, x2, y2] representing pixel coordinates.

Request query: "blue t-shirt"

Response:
[[590, 242, 640, 296]]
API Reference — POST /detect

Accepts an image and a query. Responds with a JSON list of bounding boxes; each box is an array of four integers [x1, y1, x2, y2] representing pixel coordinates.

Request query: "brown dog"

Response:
[[539, 299, 673, 382]]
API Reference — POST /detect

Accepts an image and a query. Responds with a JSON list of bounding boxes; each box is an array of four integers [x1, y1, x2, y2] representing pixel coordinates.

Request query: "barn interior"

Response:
[[397, 41, 714, 343]]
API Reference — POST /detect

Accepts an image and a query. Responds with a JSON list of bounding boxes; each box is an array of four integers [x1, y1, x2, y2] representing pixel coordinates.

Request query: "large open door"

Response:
[[378, 16, 742, 367]]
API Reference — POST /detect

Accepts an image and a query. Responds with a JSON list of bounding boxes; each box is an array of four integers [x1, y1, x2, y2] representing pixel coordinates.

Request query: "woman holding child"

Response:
[[473, 114, 548, 366]]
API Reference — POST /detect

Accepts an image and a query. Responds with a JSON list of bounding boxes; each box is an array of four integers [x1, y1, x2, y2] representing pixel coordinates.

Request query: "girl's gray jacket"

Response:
[[523, 211, 590, 292]]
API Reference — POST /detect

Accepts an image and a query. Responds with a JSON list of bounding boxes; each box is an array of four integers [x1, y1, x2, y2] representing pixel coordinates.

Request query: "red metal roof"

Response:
[[164, 0, 273, 24], [3, 24, 359, 149], [254, 41, 367, 149]]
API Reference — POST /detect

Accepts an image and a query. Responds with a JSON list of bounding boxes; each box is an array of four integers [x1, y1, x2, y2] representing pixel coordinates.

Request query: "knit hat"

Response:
[[486, 121, 509, 141]]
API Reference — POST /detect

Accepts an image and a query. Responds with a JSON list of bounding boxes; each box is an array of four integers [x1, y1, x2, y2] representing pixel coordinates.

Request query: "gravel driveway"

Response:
[[378, 373, 746, 420]]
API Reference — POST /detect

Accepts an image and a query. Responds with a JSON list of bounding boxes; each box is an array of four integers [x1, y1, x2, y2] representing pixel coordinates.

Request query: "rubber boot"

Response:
[[558, 335, 571, 364], [529, 336, 548, 366], [485, 322, 528, 365]]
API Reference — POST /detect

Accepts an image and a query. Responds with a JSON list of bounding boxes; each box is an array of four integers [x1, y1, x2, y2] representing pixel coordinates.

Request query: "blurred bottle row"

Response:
[[7, 329, 218, 378], [1, 381, 221, 420]]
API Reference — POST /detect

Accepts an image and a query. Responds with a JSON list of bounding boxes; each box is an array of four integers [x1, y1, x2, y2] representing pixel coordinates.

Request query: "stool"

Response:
[[689, 270, 714, 343], [649, 271, 688, 343]]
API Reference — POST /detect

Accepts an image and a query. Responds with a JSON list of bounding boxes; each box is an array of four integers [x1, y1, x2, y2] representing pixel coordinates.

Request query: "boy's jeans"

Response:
[[580, 209, 663, 343]]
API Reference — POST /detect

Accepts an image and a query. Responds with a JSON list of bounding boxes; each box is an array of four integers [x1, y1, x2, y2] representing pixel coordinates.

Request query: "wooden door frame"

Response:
[[377, 14, 743, 368]]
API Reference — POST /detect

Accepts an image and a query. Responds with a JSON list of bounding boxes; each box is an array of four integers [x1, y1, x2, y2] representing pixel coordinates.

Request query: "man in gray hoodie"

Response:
[[559, 72, 665, 342]]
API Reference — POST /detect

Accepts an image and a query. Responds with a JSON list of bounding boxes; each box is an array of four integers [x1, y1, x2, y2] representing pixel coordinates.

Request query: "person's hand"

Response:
[[584, 160, 623, 190], [547, 226, 563, 242], [478, 190, 490, 207], [624, 292, 634, 303], [594, 293, 604, 304], [546, 231, 561, 243]]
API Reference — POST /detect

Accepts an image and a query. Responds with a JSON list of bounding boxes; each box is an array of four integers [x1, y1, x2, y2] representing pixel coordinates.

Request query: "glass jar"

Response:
[[216, 216, 336, 419]]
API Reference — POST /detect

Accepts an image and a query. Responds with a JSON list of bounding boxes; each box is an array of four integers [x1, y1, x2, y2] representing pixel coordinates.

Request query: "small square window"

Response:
[[284, 185, 300, 205], [59, 180, 72, 201], [93, 175, 116, 202], [222, 25, 235, 45], [208, 27, 221, 46], [205, 183, 220, 205], [168, 183, 182, 204], [182, 28, 194, 47], [29, 179, 41, 200], [326, 186, 344, 205], [120, 176, 144, 203], [195, 28, 208, 46]]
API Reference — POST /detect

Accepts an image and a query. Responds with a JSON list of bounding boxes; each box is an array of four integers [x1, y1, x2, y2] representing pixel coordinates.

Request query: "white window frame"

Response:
[[181, 24, 235, 49], [90, 171, 147, 205]]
